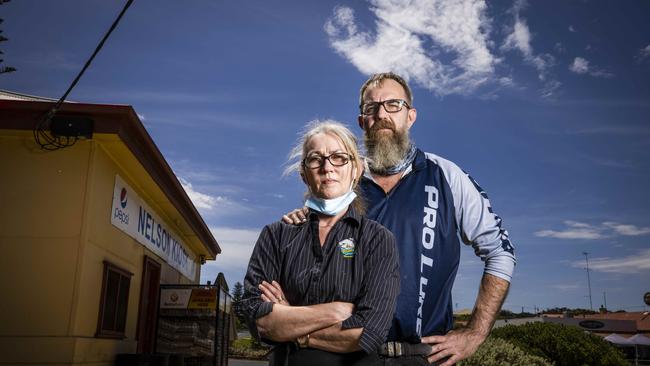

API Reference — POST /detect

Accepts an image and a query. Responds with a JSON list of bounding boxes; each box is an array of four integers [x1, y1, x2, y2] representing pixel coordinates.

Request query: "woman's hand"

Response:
[[259, 280, 290, 306], [282, 207, 308, 225]]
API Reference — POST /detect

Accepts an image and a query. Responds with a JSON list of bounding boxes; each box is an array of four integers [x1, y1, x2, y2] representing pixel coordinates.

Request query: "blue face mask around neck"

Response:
[[305, 189, 357, 216], [304, 166, 357, 216]]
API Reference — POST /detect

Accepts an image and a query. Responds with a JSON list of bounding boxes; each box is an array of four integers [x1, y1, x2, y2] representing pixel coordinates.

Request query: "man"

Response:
[[284, 72, 516, 365]]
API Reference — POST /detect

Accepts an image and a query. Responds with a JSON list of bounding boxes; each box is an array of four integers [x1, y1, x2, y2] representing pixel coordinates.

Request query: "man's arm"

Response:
[[421, 273, 509, 366], [419, 160, 516, 365]]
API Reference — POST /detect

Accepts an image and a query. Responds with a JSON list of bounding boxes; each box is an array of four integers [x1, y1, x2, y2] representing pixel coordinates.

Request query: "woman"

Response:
[[241, 120, 400, 366]]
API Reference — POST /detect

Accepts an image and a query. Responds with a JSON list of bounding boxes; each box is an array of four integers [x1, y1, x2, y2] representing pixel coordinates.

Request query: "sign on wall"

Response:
[[111, 174, 196, 280], [160, 288, 192, 309], [160, 288, 217, 309]]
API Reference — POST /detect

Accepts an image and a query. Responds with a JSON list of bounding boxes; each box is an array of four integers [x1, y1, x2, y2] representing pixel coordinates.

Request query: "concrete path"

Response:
[[228, 358, 268, 366]]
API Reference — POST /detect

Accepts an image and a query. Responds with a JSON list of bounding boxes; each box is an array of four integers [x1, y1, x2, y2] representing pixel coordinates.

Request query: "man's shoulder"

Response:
[[420, 150, 464, 172]]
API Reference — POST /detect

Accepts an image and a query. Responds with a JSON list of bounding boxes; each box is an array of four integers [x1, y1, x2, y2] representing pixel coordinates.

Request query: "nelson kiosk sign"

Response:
[[110, 174, 196, 279]]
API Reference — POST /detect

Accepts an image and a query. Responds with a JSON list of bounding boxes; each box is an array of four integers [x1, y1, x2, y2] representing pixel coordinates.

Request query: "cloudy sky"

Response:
[[3, 0, 650, 312]]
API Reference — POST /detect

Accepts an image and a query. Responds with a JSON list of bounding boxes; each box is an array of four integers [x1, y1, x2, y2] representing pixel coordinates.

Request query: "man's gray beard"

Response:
[[364, 127, 411, 175]]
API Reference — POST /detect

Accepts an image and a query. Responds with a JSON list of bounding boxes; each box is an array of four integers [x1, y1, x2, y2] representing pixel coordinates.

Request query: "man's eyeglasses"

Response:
[[360, 99, 410, 115], [303, 152, 351, 169]]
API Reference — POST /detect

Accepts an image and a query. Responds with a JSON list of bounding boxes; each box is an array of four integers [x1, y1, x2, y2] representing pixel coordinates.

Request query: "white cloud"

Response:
[[549, 282, 582, 292], [502, 18, 533, 57], [638, 45, 650, 62], [571, 249, 650, 274], [179, 177, 216, 210], [602, 222, 650, 236], [569, 57, 614, 78], [500, 4, 559, 96], [540, 79, 562, 99], [201, 227, 262, 282], [324, 0, 497, 96], [535, 220, 650, 240], [589, 158, 636, 170], [19, 51, 79, 72], [178, 176, 252, 217], [535, 220, 604, 240], [568, 25, 576, 33], [569, 57, 590, 74], [209, 227, 261, 267]]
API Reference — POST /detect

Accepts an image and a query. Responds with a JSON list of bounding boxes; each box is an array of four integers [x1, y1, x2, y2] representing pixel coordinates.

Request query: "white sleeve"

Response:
[[426, 153, 516, 282]]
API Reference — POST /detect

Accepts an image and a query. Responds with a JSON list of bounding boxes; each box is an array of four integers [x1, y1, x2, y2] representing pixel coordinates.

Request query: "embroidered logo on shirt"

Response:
[[337, 238, 355, 258]]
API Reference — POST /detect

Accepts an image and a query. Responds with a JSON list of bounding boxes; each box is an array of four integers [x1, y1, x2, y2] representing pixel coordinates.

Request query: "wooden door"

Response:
[[136, 256, 161, 353]]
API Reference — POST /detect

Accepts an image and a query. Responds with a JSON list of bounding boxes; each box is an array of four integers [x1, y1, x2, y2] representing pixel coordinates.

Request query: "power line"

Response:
[[33, 0, 134, 150], [583, 251, 593, 310]]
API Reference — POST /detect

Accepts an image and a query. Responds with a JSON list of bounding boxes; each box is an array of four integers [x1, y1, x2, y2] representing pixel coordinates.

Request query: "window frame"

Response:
[[96, 260, 133, 339]]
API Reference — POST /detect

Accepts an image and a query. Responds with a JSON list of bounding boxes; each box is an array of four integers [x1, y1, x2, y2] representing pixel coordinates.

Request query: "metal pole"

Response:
[[583, 252, 593, 310], [603, 291, 607, 310]]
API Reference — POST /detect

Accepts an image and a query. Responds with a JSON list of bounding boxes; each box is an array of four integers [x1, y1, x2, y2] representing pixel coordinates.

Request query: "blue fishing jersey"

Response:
[[360, 148, 516, 343]]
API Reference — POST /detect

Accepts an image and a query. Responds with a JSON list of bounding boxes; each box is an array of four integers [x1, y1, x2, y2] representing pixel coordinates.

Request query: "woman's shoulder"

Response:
[[261, 220, 309, 240]]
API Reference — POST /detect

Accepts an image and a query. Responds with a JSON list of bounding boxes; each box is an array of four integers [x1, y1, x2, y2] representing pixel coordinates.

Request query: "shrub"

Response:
[[491, 322, 628, 366], [458, 337, 553, 366], [229, 337, 269, 359]]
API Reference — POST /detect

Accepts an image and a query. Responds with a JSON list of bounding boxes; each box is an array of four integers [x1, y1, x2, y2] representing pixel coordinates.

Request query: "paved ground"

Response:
[[228, 358, 268, 366]]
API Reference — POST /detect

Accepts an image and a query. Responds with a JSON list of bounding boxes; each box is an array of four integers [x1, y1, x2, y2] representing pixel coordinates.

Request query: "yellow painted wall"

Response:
[[0, 130, 202, 365], [0, 133, 89, 336]]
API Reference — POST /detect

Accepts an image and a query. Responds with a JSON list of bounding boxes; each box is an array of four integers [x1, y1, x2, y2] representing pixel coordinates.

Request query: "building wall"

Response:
[[0, 132, 92, 363], [0, 131, 201, 365]]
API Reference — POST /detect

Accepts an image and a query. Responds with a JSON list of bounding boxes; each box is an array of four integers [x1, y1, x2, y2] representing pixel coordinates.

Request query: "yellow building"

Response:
[[0, 91, 221, 365]]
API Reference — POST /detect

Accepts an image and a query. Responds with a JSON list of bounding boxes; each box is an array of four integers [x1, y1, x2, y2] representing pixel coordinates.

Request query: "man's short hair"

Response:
[[359, 72, 413, 107]]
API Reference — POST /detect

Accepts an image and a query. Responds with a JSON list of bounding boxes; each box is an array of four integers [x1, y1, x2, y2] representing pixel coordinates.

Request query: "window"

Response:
[[96, 261, 133, 338]]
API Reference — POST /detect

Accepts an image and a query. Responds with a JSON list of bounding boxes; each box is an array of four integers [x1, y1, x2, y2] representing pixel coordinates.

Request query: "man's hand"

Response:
[[421, 273, 509, 365], [282, 207, 308, 225], [421, 328, 486, 366]]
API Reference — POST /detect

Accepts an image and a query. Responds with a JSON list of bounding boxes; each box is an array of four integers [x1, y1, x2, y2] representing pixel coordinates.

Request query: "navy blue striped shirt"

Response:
[[242, 208, 400, 353]]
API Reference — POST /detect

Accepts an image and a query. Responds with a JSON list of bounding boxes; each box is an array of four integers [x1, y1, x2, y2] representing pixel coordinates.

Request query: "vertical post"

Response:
[[603, 291, 607, 310], [583, 252, 593, 310]]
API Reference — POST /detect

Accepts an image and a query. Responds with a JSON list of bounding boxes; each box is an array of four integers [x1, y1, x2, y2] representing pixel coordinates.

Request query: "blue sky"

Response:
[[3, 0, 650, 313]]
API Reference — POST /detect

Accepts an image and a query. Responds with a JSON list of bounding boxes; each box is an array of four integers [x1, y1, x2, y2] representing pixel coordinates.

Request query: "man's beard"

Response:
[[364, 119, 411, 175]]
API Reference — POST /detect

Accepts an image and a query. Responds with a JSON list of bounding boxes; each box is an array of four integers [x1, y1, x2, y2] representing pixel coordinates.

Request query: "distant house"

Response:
[[0, 91, 222, 365], [542, 311, 650, 338]]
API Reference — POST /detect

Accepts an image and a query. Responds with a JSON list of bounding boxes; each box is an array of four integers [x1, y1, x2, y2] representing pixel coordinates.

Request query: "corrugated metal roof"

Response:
[[0, 89, 65, 102]]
